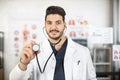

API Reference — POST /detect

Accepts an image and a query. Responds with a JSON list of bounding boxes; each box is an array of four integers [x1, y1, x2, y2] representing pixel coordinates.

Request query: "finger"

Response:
[[31, 40, 36, 45], [24, 44, 31, 49], [24, 48, 34, 57], [21, 48, 36, 63], [24, 41, 33, 48], [22, 50, 31, 59], [24, 40, 37, 50]]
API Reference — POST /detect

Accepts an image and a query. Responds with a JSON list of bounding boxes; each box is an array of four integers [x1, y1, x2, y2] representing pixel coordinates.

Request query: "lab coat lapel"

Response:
[[37, 39, 53, 72], [64, 38, 76, 80], [64, 38, 75, 61]]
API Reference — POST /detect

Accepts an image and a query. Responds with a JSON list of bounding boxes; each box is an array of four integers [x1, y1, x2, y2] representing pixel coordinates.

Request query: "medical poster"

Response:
[[88, 27, 113, 44], [7, 19, 44, 56], [112, 45, 120, 61], [66, 26, 113, 47], [66, 26, 89, 47]]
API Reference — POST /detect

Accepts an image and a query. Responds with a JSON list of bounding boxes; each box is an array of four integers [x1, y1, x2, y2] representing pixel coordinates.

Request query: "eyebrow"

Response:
[[46, 20, 62, 22]]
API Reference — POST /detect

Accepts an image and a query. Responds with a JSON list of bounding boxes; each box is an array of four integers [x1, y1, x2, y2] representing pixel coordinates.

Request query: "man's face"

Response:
[[45, 14, 66, 40]]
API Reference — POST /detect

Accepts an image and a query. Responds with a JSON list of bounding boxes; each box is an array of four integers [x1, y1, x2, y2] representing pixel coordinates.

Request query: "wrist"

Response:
[[20, 58, 30, 66], [18, 58, 29, 71], [18, 63, 27, 71]]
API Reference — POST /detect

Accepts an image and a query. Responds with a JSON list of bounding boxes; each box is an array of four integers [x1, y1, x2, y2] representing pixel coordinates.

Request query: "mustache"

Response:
[[49, 30, 59, 32]]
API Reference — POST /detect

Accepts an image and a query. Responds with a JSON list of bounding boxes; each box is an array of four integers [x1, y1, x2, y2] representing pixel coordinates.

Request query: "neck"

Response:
[[49, 36, 67, 51], [49, 39, 61, 46], [48, 36, 66, 45]]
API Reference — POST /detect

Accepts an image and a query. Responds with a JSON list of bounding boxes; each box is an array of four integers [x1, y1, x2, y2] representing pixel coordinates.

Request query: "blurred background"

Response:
[[0, 0, 120, 80]]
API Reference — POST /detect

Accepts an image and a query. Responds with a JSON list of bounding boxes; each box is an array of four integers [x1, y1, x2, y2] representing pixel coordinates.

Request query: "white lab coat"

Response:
[[9, 38, 97, 80]]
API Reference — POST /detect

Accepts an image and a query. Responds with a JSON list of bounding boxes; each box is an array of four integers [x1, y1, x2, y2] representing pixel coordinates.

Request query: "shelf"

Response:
[[97, 77, 110, 80], [92, 47, 112, 79], [94, 63, 111, 65]]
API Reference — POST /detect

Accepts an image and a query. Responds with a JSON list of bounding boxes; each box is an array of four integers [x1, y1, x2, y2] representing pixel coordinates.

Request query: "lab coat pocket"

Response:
[[73, 60, 83, 80]]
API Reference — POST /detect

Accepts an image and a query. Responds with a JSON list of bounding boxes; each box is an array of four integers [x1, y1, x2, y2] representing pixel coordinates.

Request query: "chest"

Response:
[[41, 53, 87, 80]]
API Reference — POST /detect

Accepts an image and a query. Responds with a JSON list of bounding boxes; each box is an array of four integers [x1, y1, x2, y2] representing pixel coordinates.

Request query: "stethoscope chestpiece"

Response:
[[32, 44, 40, 52]]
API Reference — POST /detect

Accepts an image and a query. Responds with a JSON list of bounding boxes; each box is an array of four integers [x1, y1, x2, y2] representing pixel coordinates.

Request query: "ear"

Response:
[[64, 22, 67, 28]]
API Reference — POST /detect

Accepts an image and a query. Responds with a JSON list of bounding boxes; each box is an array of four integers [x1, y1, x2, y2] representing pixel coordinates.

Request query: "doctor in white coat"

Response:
[[9, 6, 97, 80]]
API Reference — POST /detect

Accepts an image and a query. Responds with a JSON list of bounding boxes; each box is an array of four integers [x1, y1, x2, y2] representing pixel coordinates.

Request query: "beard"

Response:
[[46, 29, 64, 40]]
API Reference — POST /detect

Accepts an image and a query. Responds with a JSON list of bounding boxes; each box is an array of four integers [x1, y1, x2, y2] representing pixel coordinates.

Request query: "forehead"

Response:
[[46, 14, 63, 21]]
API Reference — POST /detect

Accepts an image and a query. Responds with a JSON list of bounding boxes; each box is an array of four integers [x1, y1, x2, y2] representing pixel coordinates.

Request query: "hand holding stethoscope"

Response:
[[19, 41, 40, 70]]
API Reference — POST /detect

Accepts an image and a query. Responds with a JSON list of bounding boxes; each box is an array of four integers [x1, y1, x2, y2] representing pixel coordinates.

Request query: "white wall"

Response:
[[0, 0, 113, 80]]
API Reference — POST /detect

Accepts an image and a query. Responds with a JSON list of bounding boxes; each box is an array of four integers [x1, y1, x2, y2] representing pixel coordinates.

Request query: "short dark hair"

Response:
[[45, 6, 66, 21]]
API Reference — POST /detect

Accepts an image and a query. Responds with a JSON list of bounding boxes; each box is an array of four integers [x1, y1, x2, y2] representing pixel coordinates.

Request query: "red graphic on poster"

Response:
[[113, 50, 118, 54], [68, 17, 89, 26], [78, 32, 89, 37], [69, 31, 76, 37], [23, 25, 30, 45], [114, 56, 118, 59], [113, 45, 120, 61], [68, 19, 75, 26]]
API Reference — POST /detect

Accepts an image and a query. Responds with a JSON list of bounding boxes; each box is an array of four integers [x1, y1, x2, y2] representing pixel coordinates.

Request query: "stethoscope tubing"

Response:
[[35, 51, 54, 73]]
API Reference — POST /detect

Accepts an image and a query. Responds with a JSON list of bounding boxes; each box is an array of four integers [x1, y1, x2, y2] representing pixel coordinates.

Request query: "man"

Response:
[[10, 6, 97, 80]]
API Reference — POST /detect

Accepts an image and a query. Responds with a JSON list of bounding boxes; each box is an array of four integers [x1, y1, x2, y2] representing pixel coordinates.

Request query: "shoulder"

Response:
[[68, 38, 89, 52], [68, 38, 90, 58]]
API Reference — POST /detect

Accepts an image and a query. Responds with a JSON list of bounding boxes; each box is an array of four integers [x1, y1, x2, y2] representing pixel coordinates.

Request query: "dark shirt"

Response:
[[49, 39, 68, 80]]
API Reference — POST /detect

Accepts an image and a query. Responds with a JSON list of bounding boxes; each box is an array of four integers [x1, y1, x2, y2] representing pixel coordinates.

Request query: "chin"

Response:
[[50, 36, 61, 40], [49, 33, 62, 40]]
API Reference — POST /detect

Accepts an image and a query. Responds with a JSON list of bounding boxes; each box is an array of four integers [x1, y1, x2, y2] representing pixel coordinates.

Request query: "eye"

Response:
[[56, 20, 62, 25], [46, 21, 52, 25]]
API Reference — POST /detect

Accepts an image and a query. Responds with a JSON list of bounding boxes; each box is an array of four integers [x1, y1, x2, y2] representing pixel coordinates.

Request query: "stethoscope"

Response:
[[32, 36, 61, 73], [32, 26, 66, 73]]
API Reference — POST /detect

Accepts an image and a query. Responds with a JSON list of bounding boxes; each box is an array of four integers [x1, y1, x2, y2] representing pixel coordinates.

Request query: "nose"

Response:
[[51, 23, 57, 29]]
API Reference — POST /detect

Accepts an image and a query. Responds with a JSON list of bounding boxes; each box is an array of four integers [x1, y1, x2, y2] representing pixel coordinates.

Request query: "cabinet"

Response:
[[93, 47, 112, 80], [0, 32, 4, 80]]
